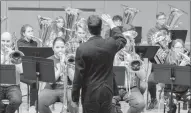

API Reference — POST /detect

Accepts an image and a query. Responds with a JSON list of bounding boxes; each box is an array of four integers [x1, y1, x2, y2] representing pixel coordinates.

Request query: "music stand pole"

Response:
[[169, 67, 176, 113], [36, 62, 40, 113]]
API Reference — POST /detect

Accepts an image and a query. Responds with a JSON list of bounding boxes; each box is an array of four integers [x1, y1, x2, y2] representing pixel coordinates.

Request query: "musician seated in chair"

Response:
[[0, 32, 23, 113], [112, 29, 147, 113], [17, 24, 40, 110], [146, 12, 170, 110], [163, 39, 191, 113], [37, 37, 73, 113]]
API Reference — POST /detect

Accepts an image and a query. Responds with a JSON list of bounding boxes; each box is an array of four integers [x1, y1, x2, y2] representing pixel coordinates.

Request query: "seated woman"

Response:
[[112, 29, 147, 113], [0, 32, 22, 113], [164, 39, 191, 113], [17, 24, 39, 108], [37, 37, 73, 113]]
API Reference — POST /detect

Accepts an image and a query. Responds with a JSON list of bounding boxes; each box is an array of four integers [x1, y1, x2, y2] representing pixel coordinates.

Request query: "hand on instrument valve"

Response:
[[178, 52, 190, 66], [55, 63, 62, 80], [58, 52, 66, 66]]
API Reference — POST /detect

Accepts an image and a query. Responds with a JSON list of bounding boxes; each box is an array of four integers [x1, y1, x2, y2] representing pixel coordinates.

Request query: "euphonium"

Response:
[[122, 30, 143, 72], [166, 5, 187, 30], [121, 4, 140, 26], [9, 32, 25, 64], [127, 50, 144, 73]]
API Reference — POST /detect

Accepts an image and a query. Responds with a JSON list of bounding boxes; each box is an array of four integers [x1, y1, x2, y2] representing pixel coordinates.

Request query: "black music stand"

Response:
[[0, 65, 16, 85], [113, 66, 126, 88], [169, 30, 188, 48], [170, 30, 187, 43], [134, 46, 160, 59], [153, 64, 191, 113], [18, 47, 54, 58], [22, 56, 55, 113]]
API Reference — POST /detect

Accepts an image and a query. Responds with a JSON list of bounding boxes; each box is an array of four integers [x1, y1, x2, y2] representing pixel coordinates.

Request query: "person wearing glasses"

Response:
[[146, 12, 169, 110]]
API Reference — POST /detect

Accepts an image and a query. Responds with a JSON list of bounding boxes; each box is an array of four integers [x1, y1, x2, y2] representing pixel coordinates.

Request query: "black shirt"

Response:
[[17, 38, 37, 47]]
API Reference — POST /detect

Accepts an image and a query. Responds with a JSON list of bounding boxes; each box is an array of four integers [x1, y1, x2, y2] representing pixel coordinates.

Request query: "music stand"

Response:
[[170, 30, 187, 43], [0, 65, 16, 85], [22, 56, 55, 113], [134, 46, 160, 59], [153, 64, 191, 113], [113, 66, 126, 88], [169, 30, 188, 48], [18, 47, 54, 58]]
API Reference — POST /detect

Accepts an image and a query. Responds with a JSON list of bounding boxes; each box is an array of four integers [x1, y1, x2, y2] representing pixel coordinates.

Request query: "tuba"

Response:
[[121, 4, 140, 26], [65, 7, 81, 41], [166, 5, 187, 30], [122, 44, 144, 95], [37, 15, 53, 47]]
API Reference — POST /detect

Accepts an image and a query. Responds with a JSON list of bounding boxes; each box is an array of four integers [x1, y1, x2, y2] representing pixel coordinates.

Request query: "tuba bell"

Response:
[[122, 31, 143, 72], [9, 32, 25, 64], [121, 4, 140, 26], [66, 53, 75, 63], [166, 4, 187, 30], [9, 51, 24, 64], [65, 7, 81, 41]]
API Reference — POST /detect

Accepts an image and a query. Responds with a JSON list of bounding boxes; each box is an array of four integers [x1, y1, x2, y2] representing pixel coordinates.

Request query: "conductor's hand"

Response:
[[101, 14, 116, 29]]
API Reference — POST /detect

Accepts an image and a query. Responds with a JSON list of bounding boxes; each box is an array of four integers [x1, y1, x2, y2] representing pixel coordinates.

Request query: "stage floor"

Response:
[[18, 83, 189, 113]]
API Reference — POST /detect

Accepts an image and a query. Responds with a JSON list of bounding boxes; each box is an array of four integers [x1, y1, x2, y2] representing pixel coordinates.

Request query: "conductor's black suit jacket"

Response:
[[72, 27, 127, 103]]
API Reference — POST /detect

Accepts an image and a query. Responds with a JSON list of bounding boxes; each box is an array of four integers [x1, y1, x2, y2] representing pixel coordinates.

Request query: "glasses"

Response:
[[158, 18, 166, 20]]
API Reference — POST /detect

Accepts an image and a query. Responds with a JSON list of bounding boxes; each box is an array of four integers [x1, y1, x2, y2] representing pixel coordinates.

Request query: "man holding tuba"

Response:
[[112, 28, 147, 113], [0, 32, 23, 113]]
